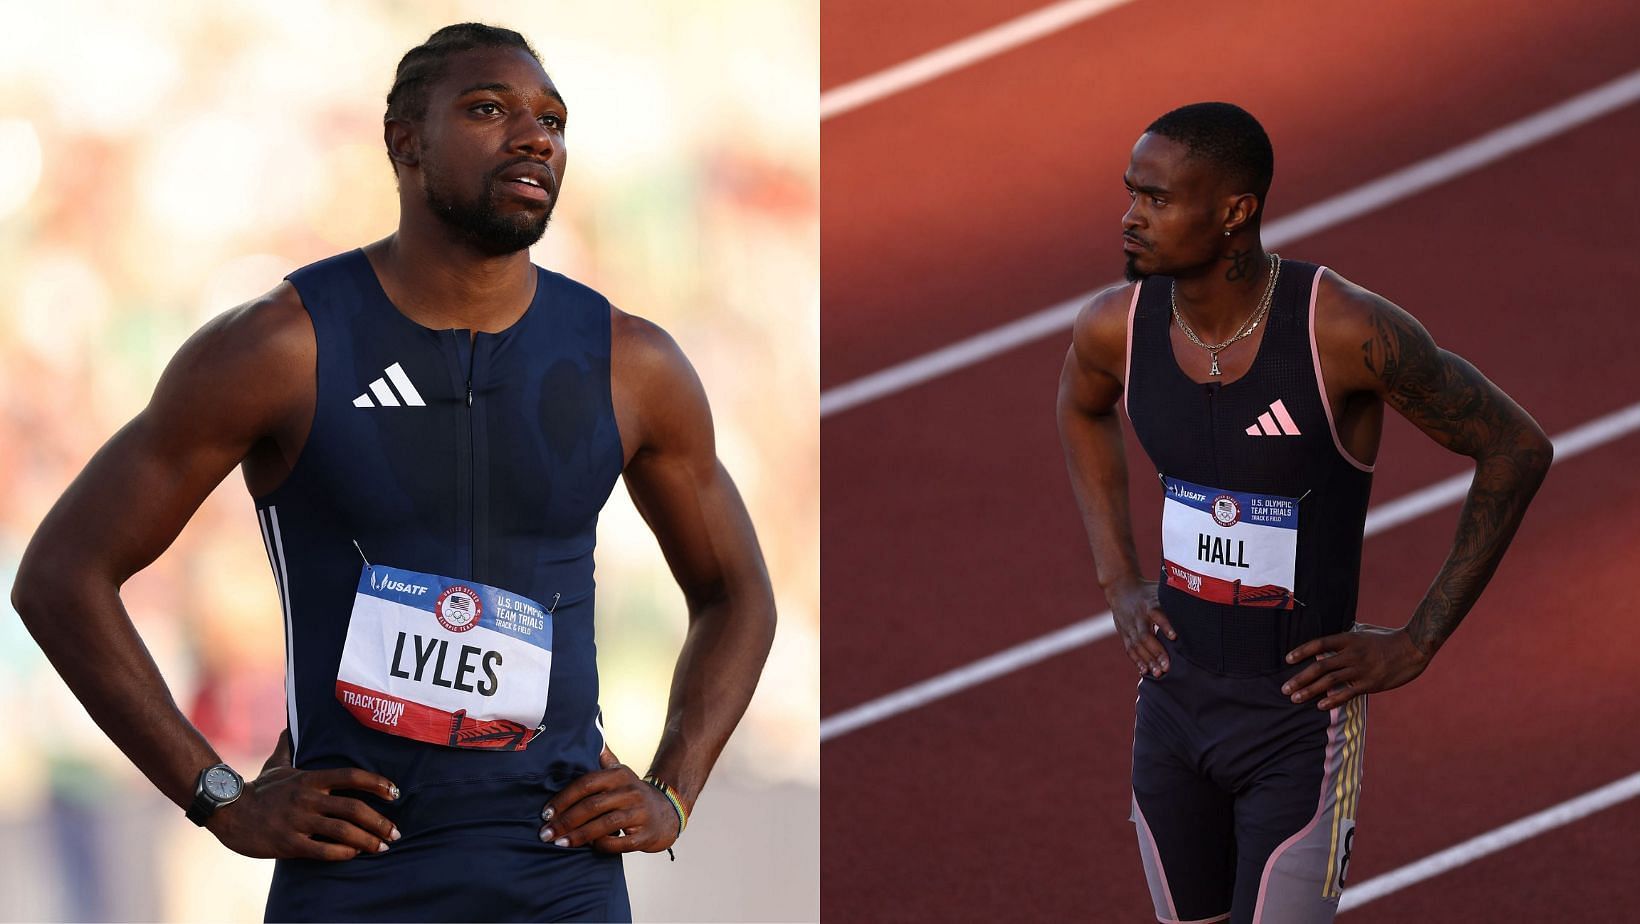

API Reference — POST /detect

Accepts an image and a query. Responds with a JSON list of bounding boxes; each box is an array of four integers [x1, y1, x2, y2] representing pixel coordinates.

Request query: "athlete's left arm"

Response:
[[542, 309, 777, 853], [1284, 272, 1553, 709]]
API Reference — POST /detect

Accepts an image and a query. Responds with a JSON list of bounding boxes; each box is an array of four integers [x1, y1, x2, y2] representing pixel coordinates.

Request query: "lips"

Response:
[[501, 178, 550, 202], [1123, 235, 1148, 253], [496, 161, 556, 203]]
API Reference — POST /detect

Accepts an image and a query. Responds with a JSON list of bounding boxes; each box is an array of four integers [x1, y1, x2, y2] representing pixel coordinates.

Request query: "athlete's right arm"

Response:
[[10, 284, 399, 860], [1056, 284, 1176, 678]]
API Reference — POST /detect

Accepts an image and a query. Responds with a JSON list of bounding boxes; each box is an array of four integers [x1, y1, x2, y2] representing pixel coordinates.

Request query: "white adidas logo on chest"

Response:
[[353, 362, 426, 408]]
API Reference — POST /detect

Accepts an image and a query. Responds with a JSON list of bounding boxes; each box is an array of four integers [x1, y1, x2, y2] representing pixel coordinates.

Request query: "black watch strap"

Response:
[[186, 762, 244, 827]]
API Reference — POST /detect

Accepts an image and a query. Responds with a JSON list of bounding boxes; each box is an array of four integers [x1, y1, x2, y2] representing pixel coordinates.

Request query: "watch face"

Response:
[[203, 766, 241, 801]]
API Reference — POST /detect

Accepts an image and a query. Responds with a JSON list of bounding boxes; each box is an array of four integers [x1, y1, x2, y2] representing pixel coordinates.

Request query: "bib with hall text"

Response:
[[335, 564, 553, 750], [1160, 475, 1300, 610]]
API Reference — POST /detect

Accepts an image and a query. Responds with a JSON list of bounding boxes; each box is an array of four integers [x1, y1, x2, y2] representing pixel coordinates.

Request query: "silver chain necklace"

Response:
[[1170, 252, 1281, 376]]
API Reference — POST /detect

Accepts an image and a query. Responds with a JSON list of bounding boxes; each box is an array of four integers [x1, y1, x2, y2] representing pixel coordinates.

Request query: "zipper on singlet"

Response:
[[466, 339, 479, 583], [1203, 383, 1221, 485], [453, 330, 476, 582]]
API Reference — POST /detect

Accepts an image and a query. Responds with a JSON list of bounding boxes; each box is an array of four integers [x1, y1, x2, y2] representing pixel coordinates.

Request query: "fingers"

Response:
[[1125, 633, 1168, 678], [1281, 658, 1360, 709], [1149, 608, 1178, 642], [589, 814, 671, 854], [318, 795, 400, 849], [1124, 615, 1170, 677], [566, 807, 639, 850], [541, 788, 635, 847], [295, 769, 403, 859], [591, 830, 640, 854], [540, 766, 671, 850], [542, 767, 628, 824], [1285, 632, 1351, 666], [1282, 632, 1370, 708], [292, 836, 362, 862], [309, 767, 400, 803], [1314, 682, 1362, 711], [599, 743, 621, 770], [308, 814, 390, 857]]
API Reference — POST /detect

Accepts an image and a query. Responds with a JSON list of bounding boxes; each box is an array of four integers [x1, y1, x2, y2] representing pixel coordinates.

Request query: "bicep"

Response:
[[25, 299, 301, 584], [624, 454, 764, 607], [1058, 295, 1128, 422], [1359, 294, 1532, 458], [54, 411, 252, 583], [1058, 346, 1123, 420], [617, 325, 767, 605]]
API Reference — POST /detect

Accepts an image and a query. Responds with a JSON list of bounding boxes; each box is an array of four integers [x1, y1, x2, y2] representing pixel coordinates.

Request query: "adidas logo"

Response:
[[353, 362, 426, 408], [1245, 399, 1301, 436]]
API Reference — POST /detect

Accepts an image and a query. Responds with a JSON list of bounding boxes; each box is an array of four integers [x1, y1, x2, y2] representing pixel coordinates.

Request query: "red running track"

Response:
[[822, 0, 1640, 385], [822, 2, 1640, 921]]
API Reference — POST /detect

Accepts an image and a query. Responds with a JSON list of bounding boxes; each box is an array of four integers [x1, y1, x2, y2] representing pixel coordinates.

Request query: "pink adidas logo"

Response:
[[1245, 399, 1301, 437]]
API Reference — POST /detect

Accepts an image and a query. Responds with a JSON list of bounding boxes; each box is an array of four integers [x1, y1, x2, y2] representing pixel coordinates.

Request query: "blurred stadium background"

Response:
[[0, 1, 817, 921]]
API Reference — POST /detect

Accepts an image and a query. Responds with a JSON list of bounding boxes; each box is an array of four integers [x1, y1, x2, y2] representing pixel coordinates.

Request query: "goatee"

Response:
[[422, 161, 552, 256], [1124, 253, 1148, 282]]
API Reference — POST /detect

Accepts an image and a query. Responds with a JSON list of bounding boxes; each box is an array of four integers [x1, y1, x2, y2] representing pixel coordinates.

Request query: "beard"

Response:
[[1124, 252, 1148, 281], [421, 155, 553, 256]]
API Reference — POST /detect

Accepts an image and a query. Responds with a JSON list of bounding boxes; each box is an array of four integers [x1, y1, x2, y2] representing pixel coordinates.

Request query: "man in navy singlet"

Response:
[[13, 23, 776, 923], [1057, 103, 1552, 923]]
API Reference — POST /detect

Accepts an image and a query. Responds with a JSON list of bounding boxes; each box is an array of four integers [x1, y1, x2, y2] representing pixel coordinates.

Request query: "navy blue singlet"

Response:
[[255, 249, 629, 923]]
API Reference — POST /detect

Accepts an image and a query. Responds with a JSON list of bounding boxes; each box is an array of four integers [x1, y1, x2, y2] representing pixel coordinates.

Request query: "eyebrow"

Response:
[[456, 82, 567, 109], [1123, 175, 1169, 197]]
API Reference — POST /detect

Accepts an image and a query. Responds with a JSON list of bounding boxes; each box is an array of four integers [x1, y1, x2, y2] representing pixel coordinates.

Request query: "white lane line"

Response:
[[1340, 769, 1640, 912], [820, 0, 1136, 121], [822, 614, 1118, 741], [819, 397, 1640, 742], [821, 66, 1640, 419]]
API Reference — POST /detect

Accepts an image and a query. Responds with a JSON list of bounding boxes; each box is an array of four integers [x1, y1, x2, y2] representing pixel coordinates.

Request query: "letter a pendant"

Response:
[[1209, 351, 1222, 376]]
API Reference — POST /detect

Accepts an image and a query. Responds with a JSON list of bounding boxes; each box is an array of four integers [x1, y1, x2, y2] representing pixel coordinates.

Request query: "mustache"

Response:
[[1123, 232, 1150, 249]]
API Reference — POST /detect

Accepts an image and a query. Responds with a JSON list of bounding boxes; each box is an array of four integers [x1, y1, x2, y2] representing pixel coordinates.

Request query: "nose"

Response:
[[508, 112, 559, 161], [1122, 198, 1143, 232]]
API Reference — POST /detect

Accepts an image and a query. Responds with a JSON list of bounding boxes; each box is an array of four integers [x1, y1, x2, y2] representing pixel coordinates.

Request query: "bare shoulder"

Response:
[[149, 280, 314, 435], [1311, 267, 1436, 397], [609, 304, 711, 459], [177, 281, 311, 372], [610, 303, 692, 384], [1068, 282, 1138, 380], [1312, 267, 1403, 328]]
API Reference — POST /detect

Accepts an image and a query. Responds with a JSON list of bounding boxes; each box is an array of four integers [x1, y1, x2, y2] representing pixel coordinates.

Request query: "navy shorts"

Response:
[[264, 777, 630, 923], [1130, 635, 1367, 924]]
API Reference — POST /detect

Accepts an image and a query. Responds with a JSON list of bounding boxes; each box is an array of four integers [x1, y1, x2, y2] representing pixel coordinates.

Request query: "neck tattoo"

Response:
[[1170, 252, 1281, 377]]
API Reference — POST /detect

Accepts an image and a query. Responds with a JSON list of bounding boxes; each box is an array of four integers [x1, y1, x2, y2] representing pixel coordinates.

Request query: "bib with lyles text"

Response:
[[1160, 475, 1300, 610], [335, 564, 553, 750]]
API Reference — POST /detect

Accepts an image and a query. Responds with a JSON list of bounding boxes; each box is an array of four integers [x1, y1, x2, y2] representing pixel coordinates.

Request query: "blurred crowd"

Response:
[[0, 1, 817, 920]]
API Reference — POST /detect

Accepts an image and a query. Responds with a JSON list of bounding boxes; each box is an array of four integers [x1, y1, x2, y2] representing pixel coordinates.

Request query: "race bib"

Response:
[[335, 564, 553, 750], [1160, 475, 1300, 609]]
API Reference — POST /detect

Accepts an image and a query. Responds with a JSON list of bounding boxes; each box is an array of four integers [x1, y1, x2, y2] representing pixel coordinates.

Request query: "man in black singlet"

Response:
[[13, 23, 777, 922], [1057, 103, 1552, 923]]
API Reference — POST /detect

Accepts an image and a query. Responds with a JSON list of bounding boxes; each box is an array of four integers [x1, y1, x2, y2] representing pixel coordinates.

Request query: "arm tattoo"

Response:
[[1224, 248, 1254, 282], [1361, 304, 1553, 656]]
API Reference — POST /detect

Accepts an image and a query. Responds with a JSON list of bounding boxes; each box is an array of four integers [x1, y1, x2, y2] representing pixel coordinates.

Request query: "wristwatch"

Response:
[[186, 762, 244, 827]]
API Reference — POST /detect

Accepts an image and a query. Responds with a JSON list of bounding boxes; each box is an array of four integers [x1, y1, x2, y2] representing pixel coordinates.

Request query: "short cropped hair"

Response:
[[385, 23, 543, 125], [1146, 102, 1274, 218]]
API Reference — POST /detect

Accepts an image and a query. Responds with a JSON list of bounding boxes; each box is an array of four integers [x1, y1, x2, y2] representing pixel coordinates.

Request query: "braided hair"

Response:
[[382, 23, 544, 176]]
